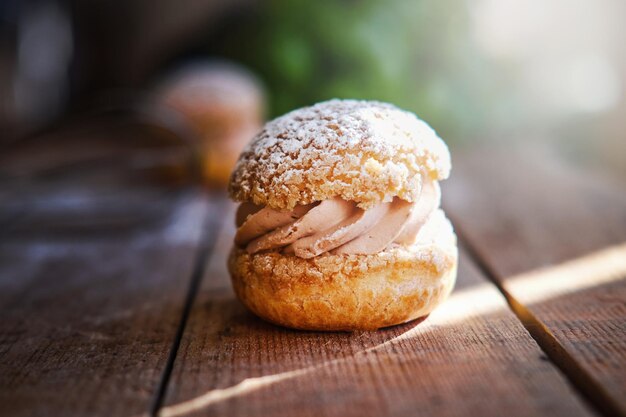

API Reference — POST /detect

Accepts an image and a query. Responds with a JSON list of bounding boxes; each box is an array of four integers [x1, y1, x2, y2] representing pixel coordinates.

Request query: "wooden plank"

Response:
[[159, 200, 593, 417], [443, 146, 626, 417], [0, 187, 212, 417]]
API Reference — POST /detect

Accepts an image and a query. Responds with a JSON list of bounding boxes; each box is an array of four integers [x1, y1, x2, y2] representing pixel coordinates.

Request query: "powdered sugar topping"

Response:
[[229, 99, 451, 210]]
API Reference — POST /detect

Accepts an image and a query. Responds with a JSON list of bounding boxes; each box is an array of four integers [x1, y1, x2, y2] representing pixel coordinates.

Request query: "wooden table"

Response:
[[1, 124, 625, 417]]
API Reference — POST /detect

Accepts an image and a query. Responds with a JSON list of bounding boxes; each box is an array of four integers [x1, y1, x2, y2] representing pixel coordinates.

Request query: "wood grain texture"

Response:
[[443, 146, 626, 416], [160, 201, 593, 417], [0, 187, 211, 417]]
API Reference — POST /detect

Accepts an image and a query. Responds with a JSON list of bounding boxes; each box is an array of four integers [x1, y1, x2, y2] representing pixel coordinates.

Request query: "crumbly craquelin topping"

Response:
[[228, 99, 450, 210]]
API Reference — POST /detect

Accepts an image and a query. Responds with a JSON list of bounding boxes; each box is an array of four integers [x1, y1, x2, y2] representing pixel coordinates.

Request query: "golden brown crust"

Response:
[[228, 100, 451, 210], [228, 211, 458, 331]]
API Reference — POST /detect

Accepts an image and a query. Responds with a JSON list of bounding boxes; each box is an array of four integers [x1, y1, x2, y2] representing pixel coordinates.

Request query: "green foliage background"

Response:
[[206, 0, 510, 141]]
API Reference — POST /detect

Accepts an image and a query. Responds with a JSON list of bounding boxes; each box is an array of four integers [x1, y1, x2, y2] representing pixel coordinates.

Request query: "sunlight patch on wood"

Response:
[[158, 369, 311, 417], [506, 243, 626, 304]]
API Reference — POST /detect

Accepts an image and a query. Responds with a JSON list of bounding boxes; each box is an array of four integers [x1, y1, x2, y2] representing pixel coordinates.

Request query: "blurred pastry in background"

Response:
[[156, 61, 265, 187]]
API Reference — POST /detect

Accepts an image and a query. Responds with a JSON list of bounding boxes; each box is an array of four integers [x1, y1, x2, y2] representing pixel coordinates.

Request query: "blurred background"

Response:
[[1, 0, 625, 187]]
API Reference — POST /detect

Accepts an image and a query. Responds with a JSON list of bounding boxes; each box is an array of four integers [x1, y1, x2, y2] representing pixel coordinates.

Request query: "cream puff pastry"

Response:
[[228, 99, 457, 331]]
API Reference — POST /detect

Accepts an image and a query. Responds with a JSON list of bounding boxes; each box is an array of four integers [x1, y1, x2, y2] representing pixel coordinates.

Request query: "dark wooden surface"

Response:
[[443, 147, 626, 417], [0, 139, 624, 417], [0, 187, 215, 416]]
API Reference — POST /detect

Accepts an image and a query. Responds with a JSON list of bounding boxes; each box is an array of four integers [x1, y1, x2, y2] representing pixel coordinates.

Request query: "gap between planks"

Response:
[[454, 221, 624, 417], [150, 196, 227, 417]]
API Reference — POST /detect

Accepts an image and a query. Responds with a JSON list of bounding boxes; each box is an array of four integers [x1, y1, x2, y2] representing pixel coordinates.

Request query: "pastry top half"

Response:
[[228, 99, 452, 259], [228, 99, 450, 210], [158, 62, 264, 137]]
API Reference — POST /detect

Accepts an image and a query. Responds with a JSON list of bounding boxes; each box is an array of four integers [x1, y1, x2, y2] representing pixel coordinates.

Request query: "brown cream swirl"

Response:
[[235, 182, 441, 259]]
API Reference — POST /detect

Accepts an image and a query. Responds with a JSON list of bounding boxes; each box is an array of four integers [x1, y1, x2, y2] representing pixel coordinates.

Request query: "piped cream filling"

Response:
[[235, 182, 441, 259]]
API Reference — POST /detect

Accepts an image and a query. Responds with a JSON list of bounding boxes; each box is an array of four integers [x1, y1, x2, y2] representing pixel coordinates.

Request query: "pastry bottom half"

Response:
[[228, 211, 458, 331]]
